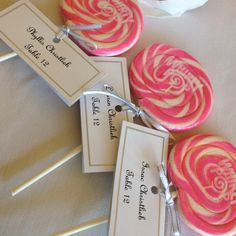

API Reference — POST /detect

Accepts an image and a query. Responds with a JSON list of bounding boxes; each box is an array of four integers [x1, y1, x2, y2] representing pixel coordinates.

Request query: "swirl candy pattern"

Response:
[[168, 134, 236, 235], [129, 43, 213, 131], [60, 0, 143, 56]]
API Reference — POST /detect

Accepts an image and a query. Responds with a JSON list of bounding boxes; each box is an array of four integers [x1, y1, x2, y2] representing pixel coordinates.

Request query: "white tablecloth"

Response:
[[0, 0, 235, 235]]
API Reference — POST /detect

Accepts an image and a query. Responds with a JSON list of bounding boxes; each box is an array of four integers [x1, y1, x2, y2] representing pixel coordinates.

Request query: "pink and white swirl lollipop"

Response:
[[168, 134, 236, 235], [60, 0, 143, 56], [129, 43, 213, 131]]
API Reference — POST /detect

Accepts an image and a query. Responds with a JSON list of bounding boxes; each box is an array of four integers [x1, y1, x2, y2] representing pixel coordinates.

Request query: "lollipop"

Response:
[[60, 0, 144, 56], [129, 43, 213, 131], [168, 134, 236, 235]]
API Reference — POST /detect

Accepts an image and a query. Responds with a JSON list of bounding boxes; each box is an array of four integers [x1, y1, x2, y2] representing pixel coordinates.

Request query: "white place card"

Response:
[[0, 0, 104, 106], [80, 57, 133, 173], [108, 121, 169, 236]]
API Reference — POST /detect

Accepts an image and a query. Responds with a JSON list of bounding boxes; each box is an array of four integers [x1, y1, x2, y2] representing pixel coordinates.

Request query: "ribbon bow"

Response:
[[83, 84, 175, 141], [158, 164, 180, 236], [53, 24, 102, 51]]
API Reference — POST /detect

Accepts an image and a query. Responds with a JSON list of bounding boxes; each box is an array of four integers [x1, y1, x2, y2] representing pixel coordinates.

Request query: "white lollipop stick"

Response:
[[0, 51, 17, 62], [51, 215, 108, 236], [11, 145, 82, 196]]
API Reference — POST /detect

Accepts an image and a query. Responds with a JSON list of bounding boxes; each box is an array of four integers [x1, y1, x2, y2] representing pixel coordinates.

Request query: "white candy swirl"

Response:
[[60, 0, 143, 56]]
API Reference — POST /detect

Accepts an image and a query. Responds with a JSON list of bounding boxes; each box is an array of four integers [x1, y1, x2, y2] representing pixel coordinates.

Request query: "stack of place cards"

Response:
[[1, 1, 172, 235], [0, 0, 104, 106], [108, 121, 169, 236], [80, 57, 133, 173]]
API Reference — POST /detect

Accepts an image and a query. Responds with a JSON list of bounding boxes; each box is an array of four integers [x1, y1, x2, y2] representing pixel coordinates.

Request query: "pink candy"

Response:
[[60, 0, 143, 56], [129, 43, 213, 131], [168, 134, 236, 235]]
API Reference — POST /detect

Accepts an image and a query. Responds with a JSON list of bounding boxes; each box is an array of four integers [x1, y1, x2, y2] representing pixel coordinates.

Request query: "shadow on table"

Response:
[[0, 131, 75, 180]]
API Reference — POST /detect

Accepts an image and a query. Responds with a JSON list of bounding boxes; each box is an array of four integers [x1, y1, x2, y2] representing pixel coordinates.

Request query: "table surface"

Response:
[[0, 0, 235, 235]]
